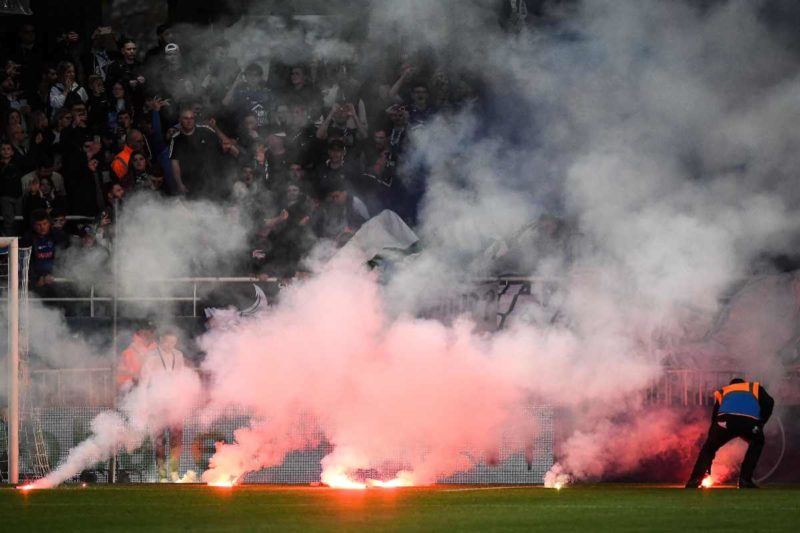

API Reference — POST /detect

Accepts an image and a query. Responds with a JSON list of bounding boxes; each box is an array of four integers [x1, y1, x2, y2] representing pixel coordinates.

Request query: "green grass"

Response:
[[2, 484, 799, 532]]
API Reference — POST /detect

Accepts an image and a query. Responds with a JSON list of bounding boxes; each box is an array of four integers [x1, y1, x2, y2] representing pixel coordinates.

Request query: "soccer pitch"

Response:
[[2, 484, 799, 532]]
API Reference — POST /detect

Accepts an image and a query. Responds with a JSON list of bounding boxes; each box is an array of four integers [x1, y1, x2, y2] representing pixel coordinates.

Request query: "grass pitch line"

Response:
[[440, 485, 540, 492]]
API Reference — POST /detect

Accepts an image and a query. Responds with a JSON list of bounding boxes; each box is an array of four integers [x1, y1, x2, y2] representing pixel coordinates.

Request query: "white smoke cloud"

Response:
[[32, 366, 201, 488]]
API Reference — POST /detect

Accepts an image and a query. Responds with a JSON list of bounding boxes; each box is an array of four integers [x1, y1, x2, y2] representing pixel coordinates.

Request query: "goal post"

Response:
[[1, 238, 20, 484]]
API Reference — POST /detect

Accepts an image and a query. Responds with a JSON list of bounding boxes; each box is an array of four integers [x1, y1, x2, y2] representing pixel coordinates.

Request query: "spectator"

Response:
[[354, 128, 406, 215], [20, 209, 68, 290], [21, 155, 66, 197], [155, 44, 195, 103], [27, 109, 54, 160], [59, 100, 91, 155], [86, 75, 110, 131], [315, 102, 367, 148], [51, 108, 73, 146], [49, 207, 69, 235], [83, 26, 117, 82], [106, 38, 146, 109], [144, 24, 174, 65], [2, 74, 32, 115], [168, 106, 221, 197], [139, 95, 175, 194], [1, 70, 20, 116], [223, 62, 271, 129], [407, 83, 436, 127], [22, 175, 67, 227], [252, 181, 315, 278], [113, 106, 134, 150], [7, 109, 27, 137], [110, 128, 148, 183], [35, 65, 58, 110], [124, 150, 156, 191], [53, 27, 85, 81], [312, 178, 368, 246], [145, 165, 167, 196], [282, 65, 322, 116], [265, 132, 292, 189], [106, 81, 132, 136], [64, 136, 105, 217], [10, 24, 45, 94], [6, 123, 33, 173], [238, 111, 259, 149], [0, 140, 23, 235], [198, 40, 239, 104], [49, 61, 88, 119], [313, 138, 360, 196], [285, 103, 319, 168], [385, 104, 410, 158]]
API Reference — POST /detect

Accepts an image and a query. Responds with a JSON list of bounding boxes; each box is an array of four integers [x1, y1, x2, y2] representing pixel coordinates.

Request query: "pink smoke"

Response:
[[200, 254, 660, 485]]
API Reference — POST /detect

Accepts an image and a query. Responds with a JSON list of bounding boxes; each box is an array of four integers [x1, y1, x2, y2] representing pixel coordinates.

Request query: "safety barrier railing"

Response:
[[646, 368, 743, 407], [27, 367, 114, 408], [7, 276, 284, 318]]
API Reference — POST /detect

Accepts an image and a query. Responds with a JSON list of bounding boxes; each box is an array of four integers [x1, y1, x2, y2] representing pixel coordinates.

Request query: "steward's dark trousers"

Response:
[[689, 415, 765, 482]]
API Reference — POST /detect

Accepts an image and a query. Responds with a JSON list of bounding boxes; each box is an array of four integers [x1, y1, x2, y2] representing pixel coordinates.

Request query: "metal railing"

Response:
[[28, 367, 115, 407], [16, 276, 284, 318]]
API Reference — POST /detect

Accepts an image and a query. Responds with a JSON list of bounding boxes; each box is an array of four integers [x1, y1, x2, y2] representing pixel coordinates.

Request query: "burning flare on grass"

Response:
[[701, 475, 714, 488], [208, 481, 235, 488], [321, 468, 416, 489], [367, 472, 416, 488], [544, 463, 572, 489], [322, 471, 367, 490], [206, 473, 240, 488]]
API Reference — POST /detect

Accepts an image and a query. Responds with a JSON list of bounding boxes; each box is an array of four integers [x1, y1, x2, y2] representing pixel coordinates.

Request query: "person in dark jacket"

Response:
[[20, 209, 69, 292], [0, 140, 24, 235], [312, 177, 368, 246], [686, 378, 775, 489]]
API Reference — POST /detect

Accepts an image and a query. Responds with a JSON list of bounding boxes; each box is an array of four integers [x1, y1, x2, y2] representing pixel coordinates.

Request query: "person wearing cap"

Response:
[[685, 378, 775, 489], [117, 322, 157, 393], [144, 24, 174, 65], [159, 43, 195, 101]]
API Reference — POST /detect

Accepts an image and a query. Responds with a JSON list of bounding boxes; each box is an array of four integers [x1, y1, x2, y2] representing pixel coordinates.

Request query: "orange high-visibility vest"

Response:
[[714, 381, 761, 419], [111, 145, 134, 179]]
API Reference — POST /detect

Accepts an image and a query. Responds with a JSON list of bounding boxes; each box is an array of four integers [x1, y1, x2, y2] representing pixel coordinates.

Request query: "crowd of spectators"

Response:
[[0, 20, 478, 286]]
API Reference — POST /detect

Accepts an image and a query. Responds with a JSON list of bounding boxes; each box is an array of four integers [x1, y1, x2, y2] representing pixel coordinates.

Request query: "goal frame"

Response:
[[2, 238, 20, 484]]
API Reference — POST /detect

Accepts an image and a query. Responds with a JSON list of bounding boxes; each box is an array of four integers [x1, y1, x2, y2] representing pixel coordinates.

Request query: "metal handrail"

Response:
[[0, 276, 285, 318]]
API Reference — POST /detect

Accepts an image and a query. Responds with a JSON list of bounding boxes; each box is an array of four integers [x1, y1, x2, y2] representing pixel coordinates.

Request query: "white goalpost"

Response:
[[2, 237, 20, 484]]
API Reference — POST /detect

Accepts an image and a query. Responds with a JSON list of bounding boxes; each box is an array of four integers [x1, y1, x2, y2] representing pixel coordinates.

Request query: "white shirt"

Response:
[[140, 346, 185, 379]]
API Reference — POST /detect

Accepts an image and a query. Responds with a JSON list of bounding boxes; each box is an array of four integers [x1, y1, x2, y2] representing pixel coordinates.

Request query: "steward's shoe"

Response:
[[684, 479, 701, 488], [738, 478, 759, 489]]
